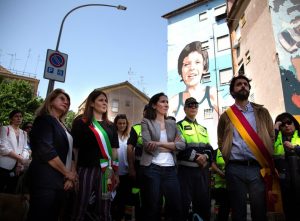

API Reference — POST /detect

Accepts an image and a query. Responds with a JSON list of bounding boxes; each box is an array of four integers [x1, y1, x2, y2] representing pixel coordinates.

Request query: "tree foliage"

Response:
[[65, 110, 76, 130], [0, 79, 43, 125]]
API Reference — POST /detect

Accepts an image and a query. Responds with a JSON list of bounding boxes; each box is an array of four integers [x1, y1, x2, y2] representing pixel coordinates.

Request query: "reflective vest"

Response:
[[177, 119, 210, 146], [214, 149, 226, 188], [132, 124, 142, 146], [133, 124, 143, 158], [274, 130, 300, 157]]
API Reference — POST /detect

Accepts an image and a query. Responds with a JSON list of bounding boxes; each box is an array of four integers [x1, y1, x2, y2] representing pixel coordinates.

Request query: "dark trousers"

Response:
[[140, 163, 182, 221], [0, 166, 19, 193], [226, 163, 267, 221], [178, 165, 211, 221], [212, 188, 230, 221], [111, 174, 131, 221], [27, 188, 64, 221]]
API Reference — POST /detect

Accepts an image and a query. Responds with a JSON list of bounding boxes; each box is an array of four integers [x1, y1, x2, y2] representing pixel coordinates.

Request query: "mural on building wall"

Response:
[[167, 4, 233, 149], [271, 0, 300, 114]]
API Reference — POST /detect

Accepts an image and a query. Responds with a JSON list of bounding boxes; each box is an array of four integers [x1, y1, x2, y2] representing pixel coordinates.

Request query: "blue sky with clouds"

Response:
[[0, 0, 193, 111]]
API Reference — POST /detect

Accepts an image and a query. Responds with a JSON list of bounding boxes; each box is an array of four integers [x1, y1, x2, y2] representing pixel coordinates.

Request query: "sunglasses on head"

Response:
[[186, 103, 199, 108], [280, 120, 293, 127]]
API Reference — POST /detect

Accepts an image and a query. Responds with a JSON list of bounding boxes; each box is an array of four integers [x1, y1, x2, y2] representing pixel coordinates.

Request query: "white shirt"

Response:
[[118, 135, 129, 175], [0, 125, 29, 170], [152, 130, 175, 166]]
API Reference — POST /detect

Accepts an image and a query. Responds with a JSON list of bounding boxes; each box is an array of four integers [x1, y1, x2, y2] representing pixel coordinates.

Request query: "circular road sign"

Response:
[[49, 52, 65, 68]]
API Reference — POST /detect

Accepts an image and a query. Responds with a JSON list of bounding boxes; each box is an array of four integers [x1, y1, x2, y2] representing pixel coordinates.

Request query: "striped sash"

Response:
[[226, 105, 283, 213]]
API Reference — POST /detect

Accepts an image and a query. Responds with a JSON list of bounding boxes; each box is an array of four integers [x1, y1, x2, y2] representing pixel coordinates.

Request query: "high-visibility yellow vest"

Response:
[[214, 149, 226, 188], [177, 119, 210, 146], [133, 124, 143, 146], [274, 130, 300, 156]]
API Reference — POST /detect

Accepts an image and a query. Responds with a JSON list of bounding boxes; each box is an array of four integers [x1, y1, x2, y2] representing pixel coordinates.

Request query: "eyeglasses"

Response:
[[185, 103, 199, 109], [280, 120, 293, 128]]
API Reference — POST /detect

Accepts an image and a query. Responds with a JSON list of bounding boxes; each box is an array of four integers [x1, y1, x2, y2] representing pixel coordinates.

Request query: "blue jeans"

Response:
[[140, 163, 182, 221], [226, 163, 267, 221]]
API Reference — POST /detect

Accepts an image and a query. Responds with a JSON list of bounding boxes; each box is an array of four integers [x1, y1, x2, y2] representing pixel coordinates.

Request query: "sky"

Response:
[[0, 0, 194, 111]]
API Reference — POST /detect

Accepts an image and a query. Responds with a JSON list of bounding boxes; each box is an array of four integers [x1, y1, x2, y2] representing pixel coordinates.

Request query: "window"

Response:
[[201, 40, 209, 50], [245, 50, 251, 65], [204, 108, 213, 119], [217, 35, 230, 51], [222, 106, 229, 113], [199, 12, 208, 21], [111, 99, 119, 113], [235, 25, 241, 41], [240, 14, 246, 27], [214, 4, 227, 21], [201, 72, 211, 83], [219, 68, 233, 85]]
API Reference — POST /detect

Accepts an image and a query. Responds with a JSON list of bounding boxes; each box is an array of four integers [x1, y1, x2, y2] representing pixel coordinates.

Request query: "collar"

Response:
[[235, 102, 253, 112], [184, 116, 197, 124]]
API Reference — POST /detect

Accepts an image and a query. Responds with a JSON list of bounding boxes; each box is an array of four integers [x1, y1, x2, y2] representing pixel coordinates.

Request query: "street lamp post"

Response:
[[46, 4, 127, 96]]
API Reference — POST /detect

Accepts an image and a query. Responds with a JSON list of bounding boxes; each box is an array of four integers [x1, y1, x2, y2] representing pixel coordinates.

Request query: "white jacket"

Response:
[[0, 125, 29, 170]]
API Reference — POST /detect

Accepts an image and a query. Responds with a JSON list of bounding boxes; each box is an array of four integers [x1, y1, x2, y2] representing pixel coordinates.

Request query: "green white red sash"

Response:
[[87, 118, 119, 193], [226, 105, 283, 213]]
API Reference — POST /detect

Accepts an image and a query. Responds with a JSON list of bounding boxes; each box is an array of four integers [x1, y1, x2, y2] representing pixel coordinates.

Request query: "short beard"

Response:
[[234, 90, 249, 100]]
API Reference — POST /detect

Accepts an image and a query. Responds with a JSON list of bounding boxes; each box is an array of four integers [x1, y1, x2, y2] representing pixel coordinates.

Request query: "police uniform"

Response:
[[177, 117, 213, 221], [274, 130, 300, 221], [127, 124, 143, 221]]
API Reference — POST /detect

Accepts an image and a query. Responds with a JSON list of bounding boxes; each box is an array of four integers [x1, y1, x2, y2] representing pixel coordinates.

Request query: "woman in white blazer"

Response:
[[0, 110, 30, 193], [140, 92, 185, 221]]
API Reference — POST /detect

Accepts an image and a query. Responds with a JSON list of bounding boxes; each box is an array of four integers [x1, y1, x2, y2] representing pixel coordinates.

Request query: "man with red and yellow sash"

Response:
[[217, 75, 283, 221]]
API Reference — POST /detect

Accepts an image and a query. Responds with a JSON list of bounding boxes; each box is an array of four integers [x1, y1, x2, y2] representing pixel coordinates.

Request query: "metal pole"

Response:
[[212, 23, 220, 118], [46, 4, 127, 97]]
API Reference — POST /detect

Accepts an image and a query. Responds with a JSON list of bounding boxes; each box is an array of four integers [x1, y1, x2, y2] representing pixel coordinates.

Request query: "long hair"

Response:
[[177, 41, 209, 77], [82, 89, 109, 125], [114, 114, 130, 139], [36, 88, 70, 121], [275, 112, 300, 137], [144, 92, 167, 120]]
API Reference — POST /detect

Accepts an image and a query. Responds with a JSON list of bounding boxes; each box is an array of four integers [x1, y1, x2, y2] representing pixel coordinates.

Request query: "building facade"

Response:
[[0, 65, 39, 96], [77, 81, 149, 125], [227, 0, 300, 119], [163, 0, 233, 149]]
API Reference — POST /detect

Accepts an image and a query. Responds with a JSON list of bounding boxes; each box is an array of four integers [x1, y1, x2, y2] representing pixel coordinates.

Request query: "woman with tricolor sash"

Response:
[[71, 90, 119, 221]]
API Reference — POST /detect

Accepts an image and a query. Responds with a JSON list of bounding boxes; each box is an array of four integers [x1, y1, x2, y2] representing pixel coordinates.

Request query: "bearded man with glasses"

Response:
[[176, 97, 213, 221]]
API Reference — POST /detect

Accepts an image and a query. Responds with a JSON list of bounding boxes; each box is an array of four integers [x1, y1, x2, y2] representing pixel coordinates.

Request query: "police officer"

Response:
[[177, 97, 213, 221], [127, 105, 148, 221], [274, 112, 300, 221], [211, 149, 230, 221]]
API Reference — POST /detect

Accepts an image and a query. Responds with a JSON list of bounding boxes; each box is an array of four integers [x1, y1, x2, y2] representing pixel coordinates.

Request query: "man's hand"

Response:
[[195, 153, 208, 168]]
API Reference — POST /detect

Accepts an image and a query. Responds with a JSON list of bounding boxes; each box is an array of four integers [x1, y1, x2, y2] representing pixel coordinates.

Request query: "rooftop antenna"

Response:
[[128, 67, 135, 83], [34, 54, 43, 75], [12, 53, 21, 71], [23, 49, 31, 73], [7, 53, 14, 69]]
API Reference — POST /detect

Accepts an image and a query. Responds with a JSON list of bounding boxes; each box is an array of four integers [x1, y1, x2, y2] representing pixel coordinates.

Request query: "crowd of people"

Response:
[[0, 75, 299, 221]]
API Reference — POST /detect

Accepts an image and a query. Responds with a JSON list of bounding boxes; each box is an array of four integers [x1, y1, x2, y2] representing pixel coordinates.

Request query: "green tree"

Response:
[[0, 79, 43, 125], [65, 110, 76, 130]]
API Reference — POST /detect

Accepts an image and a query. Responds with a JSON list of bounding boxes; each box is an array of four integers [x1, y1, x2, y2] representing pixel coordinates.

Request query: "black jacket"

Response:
[[28, 115, 70, 190]]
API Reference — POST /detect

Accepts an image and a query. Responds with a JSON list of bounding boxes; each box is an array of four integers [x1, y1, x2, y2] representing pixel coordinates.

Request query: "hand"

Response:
[[15, 163, 24, 176], [274, 121, 282, 130], [65, 171, 77, 182], [195, 154, 208, 168], [128, 167, 136, 179], [283, 141, 295, 151], [114, 174, 120, 191], [174, 135, 182, 142], [145, 141, 158, 152], [64, 180, 74, 191]]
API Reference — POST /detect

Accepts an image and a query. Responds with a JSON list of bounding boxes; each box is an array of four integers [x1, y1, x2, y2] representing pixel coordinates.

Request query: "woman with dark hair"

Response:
[[274, 112, 300, 221], [0, 110, 30, 193], [71, 89, 119, 221], [111, 114, 131, 221], [140, 92, 185, 221], [27, 88, 76, 221]]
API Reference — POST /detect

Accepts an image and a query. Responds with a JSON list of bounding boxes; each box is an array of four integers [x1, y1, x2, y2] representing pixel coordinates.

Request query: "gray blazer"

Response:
[[140, 118, 185, 166]]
